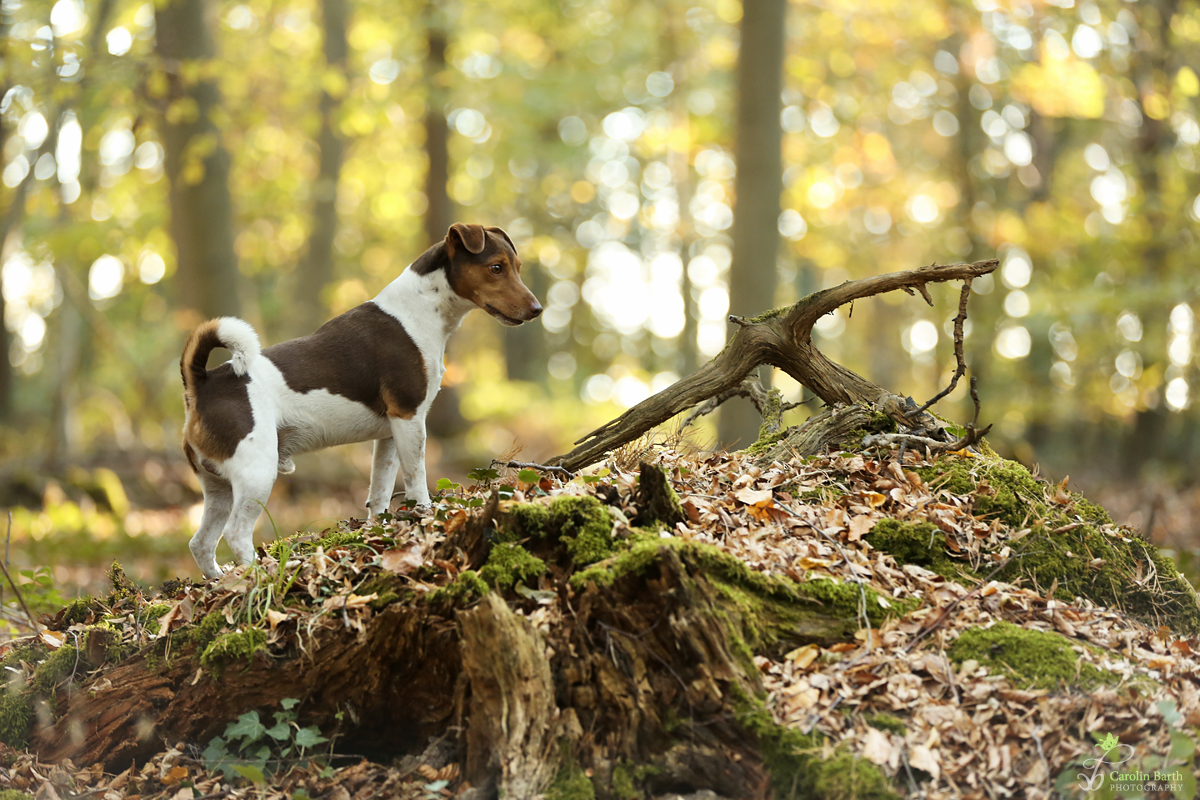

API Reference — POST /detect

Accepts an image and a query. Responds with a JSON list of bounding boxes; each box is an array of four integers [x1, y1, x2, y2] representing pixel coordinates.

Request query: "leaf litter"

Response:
[[2, 445, 1199, 799]]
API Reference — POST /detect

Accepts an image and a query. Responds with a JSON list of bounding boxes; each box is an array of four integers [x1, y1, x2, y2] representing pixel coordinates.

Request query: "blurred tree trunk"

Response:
[[155, 0, 241, 321], [291, 0, 349, 337], [666, 0, 699, 377], [717, 0, 787, 449], [1121, 0, 1177, 478], [0, 22, 11, 422], [423, 8, 452, 248]]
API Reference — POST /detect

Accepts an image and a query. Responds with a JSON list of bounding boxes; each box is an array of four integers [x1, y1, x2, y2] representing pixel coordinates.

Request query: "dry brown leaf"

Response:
[[265, 608, 288, 630], [847, 515, 875, 542], [909, 744, 940, 779], [735, 487, 774, 507], [381, 543, 424, 575], [162, 766, 188, 786], [861, 727, 895, 766], [785, 644, 821, 670]]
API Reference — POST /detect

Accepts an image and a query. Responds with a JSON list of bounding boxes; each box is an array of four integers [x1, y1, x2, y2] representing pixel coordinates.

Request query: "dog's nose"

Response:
[[529, 302, 543, 319]]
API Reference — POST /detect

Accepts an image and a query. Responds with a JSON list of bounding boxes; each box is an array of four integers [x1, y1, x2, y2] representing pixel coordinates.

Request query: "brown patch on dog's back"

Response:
[[265, 304, 427, 419]]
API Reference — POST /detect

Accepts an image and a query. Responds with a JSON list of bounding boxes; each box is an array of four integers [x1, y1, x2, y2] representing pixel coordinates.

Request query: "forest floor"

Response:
[[2, 445, 1200, 799]]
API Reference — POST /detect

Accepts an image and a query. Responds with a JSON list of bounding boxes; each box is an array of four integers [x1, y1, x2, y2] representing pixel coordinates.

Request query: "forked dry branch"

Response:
[[548, 259, 999, 471]]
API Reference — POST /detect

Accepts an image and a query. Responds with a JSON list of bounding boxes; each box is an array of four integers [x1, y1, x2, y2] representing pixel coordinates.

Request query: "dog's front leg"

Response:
[[366, 437, 400, 517], [389, 416, 431, 507]]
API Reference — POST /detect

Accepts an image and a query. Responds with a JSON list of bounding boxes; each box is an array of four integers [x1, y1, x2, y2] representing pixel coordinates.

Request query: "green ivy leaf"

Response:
[[518, 469, 540, 484], [281, 698, 300, 710], [294, 726, 328, 749], [264, 721, 292, 741], [467, 467, 500, 482], [225, 711, 265, 744], [1169, 730, 1195, 761], [233, 764, 266, 784]]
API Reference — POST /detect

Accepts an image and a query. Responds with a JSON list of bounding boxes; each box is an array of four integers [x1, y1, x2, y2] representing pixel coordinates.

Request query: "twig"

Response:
[[492, 460, 574, 479], [0, 549, 41, 637], [909, 279, 972, 418], [679, 375, 807, 430]]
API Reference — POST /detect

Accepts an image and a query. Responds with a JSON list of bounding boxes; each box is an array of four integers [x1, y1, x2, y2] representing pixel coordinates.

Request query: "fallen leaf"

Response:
[[785, 644, 821, 670], [381, 543, 424, 575], [909, 744, 940, 779], [265, 608, 288, 630], [847, 515, 874, 542], [861, 728, 894, 766], [735, 487, 774, 507]]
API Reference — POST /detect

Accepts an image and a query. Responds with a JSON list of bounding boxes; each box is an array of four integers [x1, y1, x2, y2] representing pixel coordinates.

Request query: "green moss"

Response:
[[865, 519, 976, 583], [546, 758, 595, 800], [59, 597, 100, 626], [736, 688, 898, 799], [506, 502, 552, 539], [428, 570, 489, 606], [479, 543, 547, 589], [795, 485, 844, 504], [106, 561, 140, 603], [948, 621, 1116, 690], [1071, 494, 1114, 525], [0, 688, 35, 749], [0, 789, 33, 800], [31, 645, 85, 697], [199, 627, 268, 670], [608, 762, 663, 798], [995, 524, 1200, 634], [573, 539, 907, 653], [549, 496, 615, 566], [865, 713, 907, 735], [141, 603, 172, 622], [917, 456, 1045, 528], [267, 528, 365, 560], [358, 575, 404, 610], [177, 608, 229, 651], [914, 454, 1199, 633]]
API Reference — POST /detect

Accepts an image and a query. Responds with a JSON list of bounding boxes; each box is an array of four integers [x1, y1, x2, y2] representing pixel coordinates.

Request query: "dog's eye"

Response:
[[489, 264, 503, 275]]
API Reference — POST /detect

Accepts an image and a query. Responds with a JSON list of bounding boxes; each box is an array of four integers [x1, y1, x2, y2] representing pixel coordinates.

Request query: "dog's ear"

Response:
[[446, 223, 486, 255], [486, 226, 516, 254]]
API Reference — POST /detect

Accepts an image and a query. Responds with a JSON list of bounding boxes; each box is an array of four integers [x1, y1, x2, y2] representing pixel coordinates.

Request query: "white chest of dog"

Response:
[[179, 224, 541, 578]]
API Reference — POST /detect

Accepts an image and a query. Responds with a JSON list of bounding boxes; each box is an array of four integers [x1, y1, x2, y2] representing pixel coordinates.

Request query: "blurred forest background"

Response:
[[1, 0, 1199, 603]]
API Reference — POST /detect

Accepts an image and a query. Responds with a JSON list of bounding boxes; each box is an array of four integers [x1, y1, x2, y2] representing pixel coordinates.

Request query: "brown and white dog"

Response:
[[179, 224, 541, 578]]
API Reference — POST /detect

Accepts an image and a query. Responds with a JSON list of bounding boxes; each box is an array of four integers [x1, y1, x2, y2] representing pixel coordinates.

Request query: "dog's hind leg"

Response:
[[191, 472, 233, 579], [366, 437, 399, 517], [221, 433, 279, 569]]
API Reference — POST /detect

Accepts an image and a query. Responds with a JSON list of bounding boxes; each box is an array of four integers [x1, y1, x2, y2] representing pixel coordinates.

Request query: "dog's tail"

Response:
[[180, 317, 262, 395]]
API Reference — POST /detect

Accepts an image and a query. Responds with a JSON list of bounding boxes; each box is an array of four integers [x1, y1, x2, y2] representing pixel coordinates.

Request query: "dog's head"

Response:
[[434, 223, 542, 326]]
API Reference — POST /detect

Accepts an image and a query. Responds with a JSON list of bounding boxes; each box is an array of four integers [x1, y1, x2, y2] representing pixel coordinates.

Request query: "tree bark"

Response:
[[718, 0, 788, 450], [31, 518, 861, 797], [291, 0, 349, 337], [550, 259, 998, 472], [423, 10, 452, 248], [155, 0, 242, 320]]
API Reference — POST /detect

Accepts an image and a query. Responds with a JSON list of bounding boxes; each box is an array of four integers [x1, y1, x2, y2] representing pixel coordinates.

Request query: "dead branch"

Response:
[[549, 259, 998, 471], [909, 280, 973, 419]]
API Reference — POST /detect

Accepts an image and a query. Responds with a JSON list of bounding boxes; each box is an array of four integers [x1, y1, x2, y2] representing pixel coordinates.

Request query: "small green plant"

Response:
[[14, 567, 69, 614], [434, 477, 486, 513], [202, 698, 329, 782]]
